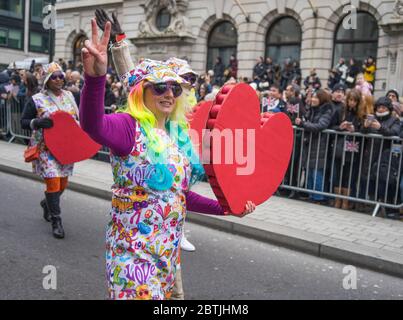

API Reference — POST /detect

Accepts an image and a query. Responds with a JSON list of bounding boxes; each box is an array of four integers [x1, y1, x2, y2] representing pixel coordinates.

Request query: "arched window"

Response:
[[156, 8, 171, 31], [207, 21, 237, 71], [266, 17, 302, 64], [333, 12, 378, 66], [73, 35, 87, 67]]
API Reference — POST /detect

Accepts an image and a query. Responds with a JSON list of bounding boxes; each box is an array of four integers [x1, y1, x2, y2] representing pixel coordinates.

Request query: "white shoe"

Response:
[[181, 235, 196, 252]]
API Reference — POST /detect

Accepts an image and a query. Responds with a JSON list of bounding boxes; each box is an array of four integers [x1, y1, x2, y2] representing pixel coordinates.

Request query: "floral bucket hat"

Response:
[[42, 62, 65, 87], [164, 57, 198, 77], [128, 59, 189, 87]]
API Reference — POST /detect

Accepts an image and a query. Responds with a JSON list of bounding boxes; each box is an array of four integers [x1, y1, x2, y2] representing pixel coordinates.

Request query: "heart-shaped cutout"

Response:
[[44, 111, 102, 165], [188, 100, 213, 157], [198, 83, 294, 215]]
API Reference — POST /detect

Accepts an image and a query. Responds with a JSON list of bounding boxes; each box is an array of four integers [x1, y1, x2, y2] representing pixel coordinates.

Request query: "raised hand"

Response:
[[95, 9, 123, 42], [81, 19, 111, 77]]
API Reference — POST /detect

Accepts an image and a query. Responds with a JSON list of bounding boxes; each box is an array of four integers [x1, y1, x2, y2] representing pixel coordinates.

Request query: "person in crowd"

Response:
[[358, 97, 401, 217], [65, 71, 82, 106], [304, 68, 322, 90], [335, 58, 348, 84], [196, 83, 209, 102], [262, 84, 286, 113], [284, 84, 305, 124], [264, 57, 275, 84], [290, 60, 302, 86], [252, 56, 266, 86], [213, 57, 225, 86], [329, 84, 346, 129], [23, 72, 40, 99], [327, 68, 341, 91], [104, 81, 117, 107], [355, 73, 373, 97], [0, 71, 10, 101], [333, 89, 363, 210], [67, 60, 74, 70], [112, 81, 127, 107], [363, 56, 376, 89], [58, 58, 67, 72], [228, 54, 238, 79], [79, 19, 255, 300], [283, 83, 306, 199], [295, 89, 333, 203], [346, 58, 360, 88], [20, 62, 80, 239], [280, 59, 293, 91], [386, 89, 402, 118]]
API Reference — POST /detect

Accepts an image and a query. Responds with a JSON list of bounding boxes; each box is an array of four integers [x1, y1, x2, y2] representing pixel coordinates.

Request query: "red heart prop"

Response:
[[201, 83, 294, 215], [188, 101, 213, 157], [44, 111, 101, 165]]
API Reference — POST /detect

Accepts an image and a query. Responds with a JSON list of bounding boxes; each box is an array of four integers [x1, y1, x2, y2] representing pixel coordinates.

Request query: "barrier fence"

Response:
[[280, 128, 403, 216], [1, 97, 402, 217]]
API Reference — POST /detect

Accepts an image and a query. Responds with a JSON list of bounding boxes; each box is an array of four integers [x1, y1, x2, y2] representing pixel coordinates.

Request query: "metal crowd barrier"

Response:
[[0, 99, 9, 137], [8, 96, 31, 143], [2, 98, 113, 159], [2, 97, 403, 217], [280, 127, 403, 216]]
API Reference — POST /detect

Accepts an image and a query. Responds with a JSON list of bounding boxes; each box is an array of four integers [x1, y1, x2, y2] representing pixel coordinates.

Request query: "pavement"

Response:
[[1, 140, 403, 278], [2, 171, 403, 300]]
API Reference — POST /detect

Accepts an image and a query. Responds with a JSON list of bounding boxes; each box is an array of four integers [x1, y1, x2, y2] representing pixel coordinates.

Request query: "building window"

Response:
[[207, 21, 237, 71], [156, 8, 171, 31], [30, 31, 49, 53], [0, 0, 24, 19], [265, 17, 302, 64], [31, 0, 51, 23], [333, 12, 379, 66], [0, 27, 23, 49], [0, 28, 7, 46]]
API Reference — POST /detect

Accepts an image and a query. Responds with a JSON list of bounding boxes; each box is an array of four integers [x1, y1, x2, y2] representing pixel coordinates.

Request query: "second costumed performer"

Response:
[[80, 20, 256, 300]]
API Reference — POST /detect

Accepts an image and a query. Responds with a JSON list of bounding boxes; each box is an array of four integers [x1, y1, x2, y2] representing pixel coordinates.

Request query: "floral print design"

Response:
[[30, 91, 78, 178], [107, 124, 192, 300]]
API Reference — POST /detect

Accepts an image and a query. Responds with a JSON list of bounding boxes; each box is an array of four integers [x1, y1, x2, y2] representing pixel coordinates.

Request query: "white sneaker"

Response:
[[181, 235, 196, 252]]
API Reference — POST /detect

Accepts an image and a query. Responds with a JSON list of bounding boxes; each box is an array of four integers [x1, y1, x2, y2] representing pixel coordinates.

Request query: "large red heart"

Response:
[[188, 100, 213, 157], [200, 83, 294, 215], [44, 111, 101, 165]]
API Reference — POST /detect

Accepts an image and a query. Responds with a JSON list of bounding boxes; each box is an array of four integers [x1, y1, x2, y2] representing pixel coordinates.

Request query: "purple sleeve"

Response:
[[185, 191, 225, 216], [79, 73, 137, 157]]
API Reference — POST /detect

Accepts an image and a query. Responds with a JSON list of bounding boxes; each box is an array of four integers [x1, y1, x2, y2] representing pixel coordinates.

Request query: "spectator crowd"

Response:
[[1, 55, 403, 220]]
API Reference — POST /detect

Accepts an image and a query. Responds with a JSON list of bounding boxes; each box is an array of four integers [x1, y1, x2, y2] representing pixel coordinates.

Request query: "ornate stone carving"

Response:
[[395, 0, 403, 16], [138, 0, 193, 38]]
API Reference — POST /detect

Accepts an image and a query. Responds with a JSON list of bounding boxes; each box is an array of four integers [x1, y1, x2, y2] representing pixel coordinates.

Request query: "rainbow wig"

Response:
[[120, 81, 205, 191]]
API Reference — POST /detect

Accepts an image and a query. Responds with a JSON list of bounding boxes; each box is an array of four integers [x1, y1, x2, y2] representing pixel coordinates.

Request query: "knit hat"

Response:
[[128, 59, 189, 87], [386, 89, 400, 101], [375, 97, 393, 111], [42, 62, 65, 87], [332, 83, 346, 93]]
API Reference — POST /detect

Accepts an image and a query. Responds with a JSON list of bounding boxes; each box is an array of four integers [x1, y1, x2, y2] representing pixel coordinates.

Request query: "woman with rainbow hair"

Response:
[[80, 19, 255, 300]]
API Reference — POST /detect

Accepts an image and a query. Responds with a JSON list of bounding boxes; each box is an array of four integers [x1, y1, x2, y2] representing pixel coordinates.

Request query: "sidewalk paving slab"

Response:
[[1, 140, 403, 278]]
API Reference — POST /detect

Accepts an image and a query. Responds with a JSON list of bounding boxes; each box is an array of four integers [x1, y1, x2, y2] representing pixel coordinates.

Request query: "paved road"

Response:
[[1, 171, 403, 300]]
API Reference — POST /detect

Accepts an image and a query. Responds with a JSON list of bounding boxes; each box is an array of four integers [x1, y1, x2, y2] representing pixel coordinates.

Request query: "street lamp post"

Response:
[[48, 0, 56, 63]]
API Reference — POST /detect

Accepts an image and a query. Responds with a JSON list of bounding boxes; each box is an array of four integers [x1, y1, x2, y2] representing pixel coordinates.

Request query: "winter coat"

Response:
[[360, 113, 401, 179], [334, 109, 363, 164], [300, 103, 333, 169]]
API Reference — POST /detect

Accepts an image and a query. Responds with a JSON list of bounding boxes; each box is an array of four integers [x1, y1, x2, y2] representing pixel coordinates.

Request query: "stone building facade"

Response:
[[55, 0, 403, 96]]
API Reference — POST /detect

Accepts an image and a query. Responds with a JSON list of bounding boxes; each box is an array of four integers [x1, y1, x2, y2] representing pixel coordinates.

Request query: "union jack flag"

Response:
[[344, 141, 359, 153], [287, 103, 300, 114]]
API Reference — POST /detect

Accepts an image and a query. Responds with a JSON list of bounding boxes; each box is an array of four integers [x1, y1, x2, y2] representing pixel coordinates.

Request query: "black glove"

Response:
[[32, 118, 53, 130], [95, 9, 124, 44]]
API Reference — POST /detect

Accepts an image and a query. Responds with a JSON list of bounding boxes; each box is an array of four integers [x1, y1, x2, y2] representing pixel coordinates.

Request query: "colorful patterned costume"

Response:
[[106, 124, 192, 300], [29, 90, 78, 178]]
